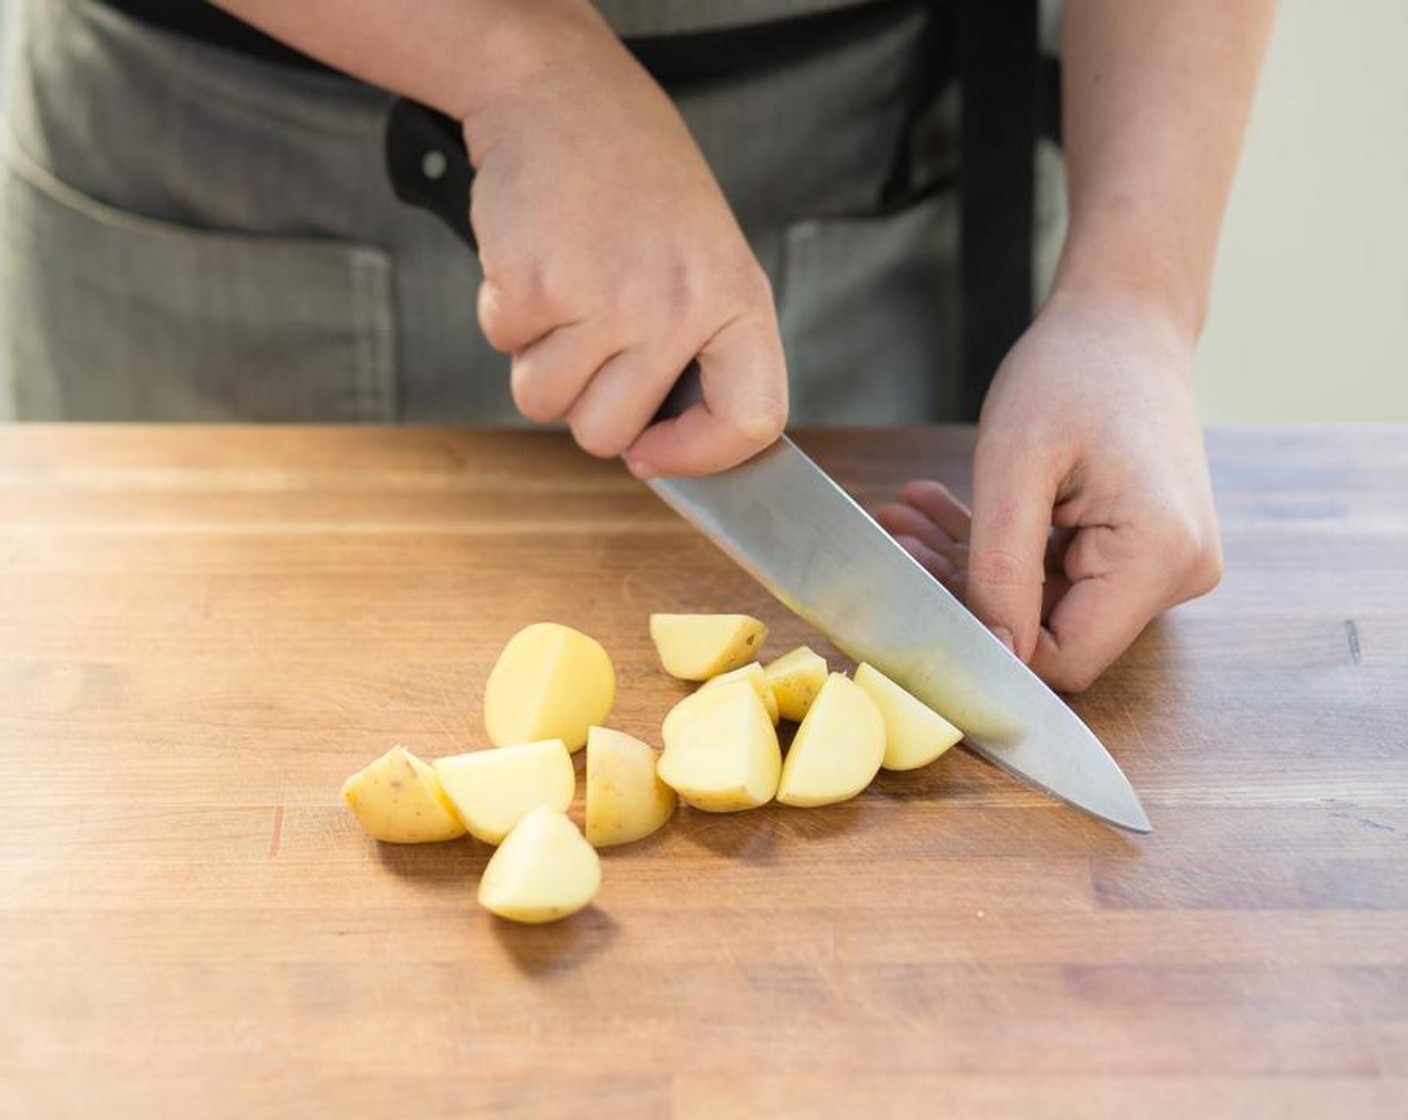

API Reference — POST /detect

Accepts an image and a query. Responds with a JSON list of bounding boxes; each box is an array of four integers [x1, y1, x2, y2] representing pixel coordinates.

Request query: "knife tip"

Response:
[[1110, 801, 1153, 835]]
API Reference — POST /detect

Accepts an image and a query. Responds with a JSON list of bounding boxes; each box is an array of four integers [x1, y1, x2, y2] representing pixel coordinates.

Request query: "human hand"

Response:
[[460, 3, 787, 476], [876, 293, 1223, 693]]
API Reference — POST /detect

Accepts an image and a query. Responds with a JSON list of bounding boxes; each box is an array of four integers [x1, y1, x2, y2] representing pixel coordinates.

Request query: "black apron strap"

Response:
[[956, 0, 1041, 419]]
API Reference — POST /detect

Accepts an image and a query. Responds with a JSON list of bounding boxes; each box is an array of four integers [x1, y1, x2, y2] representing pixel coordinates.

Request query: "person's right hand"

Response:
[[459, 3, 788, 477]]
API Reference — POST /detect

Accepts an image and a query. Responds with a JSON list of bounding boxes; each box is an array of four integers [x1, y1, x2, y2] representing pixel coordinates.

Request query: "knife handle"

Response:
[[383, 97, 702, 424], [384, 98, 478, 249]]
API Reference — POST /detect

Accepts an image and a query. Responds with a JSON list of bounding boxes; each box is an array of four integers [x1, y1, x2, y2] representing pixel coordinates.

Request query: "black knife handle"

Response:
[[382, 96, 702, 423], [384, 99, 477, 250]]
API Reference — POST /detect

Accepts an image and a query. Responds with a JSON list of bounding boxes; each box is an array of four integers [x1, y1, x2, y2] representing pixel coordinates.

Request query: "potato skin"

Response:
[[341, 746, 466, 844]]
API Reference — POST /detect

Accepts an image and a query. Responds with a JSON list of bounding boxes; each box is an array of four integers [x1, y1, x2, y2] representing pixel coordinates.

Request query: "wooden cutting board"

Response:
[[1, 425, 1404, 1119]]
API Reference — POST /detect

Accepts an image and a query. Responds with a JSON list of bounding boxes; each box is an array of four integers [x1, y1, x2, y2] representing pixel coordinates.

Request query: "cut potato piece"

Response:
[[484, 622, 615, 752], [657, 680, 781, 812], [478, 806, 601, 924], [585, 726, 677, 848], [763, 645, 829, 722], [341, 745, 467, 843], [701, 662, 780, 723], [777, 673, 885, 807], [649, 613, 768, 681], [660, 663, 779, 741], [433, 739, 574, 845], [854, 662, 963, 771]]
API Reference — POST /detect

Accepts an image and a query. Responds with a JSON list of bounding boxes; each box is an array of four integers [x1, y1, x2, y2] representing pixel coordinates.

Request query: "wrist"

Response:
[[452, 1, 619, 156], [1048, 212, 1208, 350], [1036, 281, 1201, 390]]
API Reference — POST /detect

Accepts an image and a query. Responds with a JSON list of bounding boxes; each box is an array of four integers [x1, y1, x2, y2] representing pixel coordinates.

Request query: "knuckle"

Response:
[[477, 283, 516, 353], [1158, 512, 1224, 595], [660, 258, 701, 319], [1163, 522, 1202, 566], [479, 258, 564, 350], [733, 260, 774, 309], [1189, 540, 1225, 596], [967, 546, 1039, 590], [570, 418, 631, 460], [510, 371, 565, 424], [494, 253, 548, 301], [1051, 662, 1100, 695]]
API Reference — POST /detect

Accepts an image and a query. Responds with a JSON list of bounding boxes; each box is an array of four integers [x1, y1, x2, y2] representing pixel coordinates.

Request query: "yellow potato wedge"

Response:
[[341, 745, 467, 844], [657, 679, 781, 812], [649, 613, 767, 681], [777, 673, 885, 807], [433, 738, 574, 845], [484, 622, 615, 752], [585, 726, 677, 848], [762, 645, 829, 722], [478, 806, 601, 924], [854, 662, 963, 771], [701, 662, 780, 723], [662, 663, 779, 740]]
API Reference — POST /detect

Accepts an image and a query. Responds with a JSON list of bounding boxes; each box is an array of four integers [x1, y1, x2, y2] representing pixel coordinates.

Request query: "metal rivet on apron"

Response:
[[421, 150, 449, 181]]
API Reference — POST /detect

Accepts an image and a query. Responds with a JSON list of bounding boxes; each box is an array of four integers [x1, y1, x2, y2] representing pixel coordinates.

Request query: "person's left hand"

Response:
[[875, 291, 1224, 693]]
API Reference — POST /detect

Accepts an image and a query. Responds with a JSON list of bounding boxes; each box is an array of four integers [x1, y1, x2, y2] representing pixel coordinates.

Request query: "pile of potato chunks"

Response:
[[342, 615, 963, 924]]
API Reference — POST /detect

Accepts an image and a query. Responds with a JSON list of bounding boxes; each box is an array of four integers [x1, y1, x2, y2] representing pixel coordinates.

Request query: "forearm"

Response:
[[210, 0, 608, 125], [1051, 0, 1276, 341]]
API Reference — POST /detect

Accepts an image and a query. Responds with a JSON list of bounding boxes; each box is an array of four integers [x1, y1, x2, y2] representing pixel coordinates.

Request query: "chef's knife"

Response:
[[384, 99, 1151, 834]]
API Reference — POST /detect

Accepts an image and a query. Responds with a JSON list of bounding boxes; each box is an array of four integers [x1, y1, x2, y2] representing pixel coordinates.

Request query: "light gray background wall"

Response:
[[1194, 0, 1408, 422]]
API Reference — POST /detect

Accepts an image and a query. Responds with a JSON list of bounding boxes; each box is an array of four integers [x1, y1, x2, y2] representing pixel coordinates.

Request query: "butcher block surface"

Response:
[[0, 425, 1405, 1118]]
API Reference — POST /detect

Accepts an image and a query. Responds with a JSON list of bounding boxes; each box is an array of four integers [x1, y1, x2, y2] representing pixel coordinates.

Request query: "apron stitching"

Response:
[[350, 250, 396, 421], [353, 259, 373, 420]]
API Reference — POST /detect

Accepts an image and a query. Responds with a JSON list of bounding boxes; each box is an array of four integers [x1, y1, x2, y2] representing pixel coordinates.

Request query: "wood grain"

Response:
[[1, 424, 1405, 1119]]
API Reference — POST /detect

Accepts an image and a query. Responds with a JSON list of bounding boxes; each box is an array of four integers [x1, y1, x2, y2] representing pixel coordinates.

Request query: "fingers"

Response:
[[1040, 570, 1072, 624], [509, 322, 617, 423], [894, 534, 965, 595], [1029, 525, 1169, 693], [966, 442, 1062, 660], [564, 338, 693, 459], [1040, 527, 1075, 621], [487, 260, 786, 473], [882, 479, 973, 595], [502, 300, 786, 470], [1031, 581, 1161, 694], [897, 479, 972, 540], [1029, 515, 1222, 693], [623, 312, 788, 477], [882, 475, 1084, 653], [478, 276, 565, 354], [874, 502, 960, 558]]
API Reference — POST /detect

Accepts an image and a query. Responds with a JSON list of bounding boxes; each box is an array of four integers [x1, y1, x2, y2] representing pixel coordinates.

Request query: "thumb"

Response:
[[623, 312, 788, 478], [965, 441, 1061, 661]]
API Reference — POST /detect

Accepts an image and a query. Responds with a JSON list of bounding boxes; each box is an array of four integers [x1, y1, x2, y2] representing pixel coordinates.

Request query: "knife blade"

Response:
[[649, 439, 1151, 834], [383, 98, 1151, 834]]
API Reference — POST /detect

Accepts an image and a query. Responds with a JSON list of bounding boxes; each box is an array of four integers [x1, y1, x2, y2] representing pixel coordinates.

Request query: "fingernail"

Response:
[[626, 457, 658, 480], [992, 626, 1016, 654]]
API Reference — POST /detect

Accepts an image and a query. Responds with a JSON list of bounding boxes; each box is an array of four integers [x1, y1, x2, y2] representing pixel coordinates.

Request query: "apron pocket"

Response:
[[1, 137, 397, 421], [777, 190, 959, 425]]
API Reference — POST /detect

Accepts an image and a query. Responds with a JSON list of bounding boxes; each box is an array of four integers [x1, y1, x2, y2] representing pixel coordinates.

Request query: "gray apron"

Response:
[[594, 1, 868, 37], [0, 0, 961, 423]]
